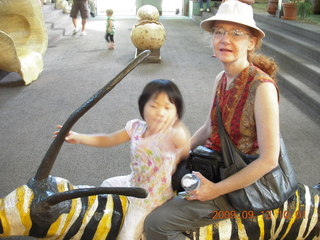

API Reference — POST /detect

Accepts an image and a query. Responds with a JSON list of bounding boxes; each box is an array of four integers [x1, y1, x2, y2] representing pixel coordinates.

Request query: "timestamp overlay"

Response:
[[210, 209, 306, 220]]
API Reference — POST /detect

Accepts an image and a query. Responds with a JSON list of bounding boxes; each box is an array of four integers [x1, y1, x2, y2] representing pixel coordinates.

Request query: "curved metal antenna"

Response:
[[44, 187, 148, 206], [34, 50, 151, 181]]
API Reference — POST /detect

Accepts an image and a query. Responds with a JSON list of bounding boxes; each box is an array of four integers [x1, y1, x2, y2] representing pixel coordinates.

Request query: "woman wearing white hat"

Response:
[[144, 0, 280, 239]]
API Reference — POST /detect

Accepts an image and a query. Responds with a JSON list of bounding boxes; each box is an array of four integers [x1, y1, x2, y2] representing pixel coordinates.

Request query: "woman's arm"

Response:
[[191, 117, 211, 150], [191, 71, 224, 150], [172, 121, 191, 160], [189, 82, 280, 201], [54, 126, 130, 148]]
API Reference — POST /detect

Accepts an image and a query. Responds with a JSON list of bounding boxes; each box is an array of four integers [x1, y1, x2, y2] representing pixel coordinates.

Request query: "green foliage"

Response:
[[297, 0, 313, 19]]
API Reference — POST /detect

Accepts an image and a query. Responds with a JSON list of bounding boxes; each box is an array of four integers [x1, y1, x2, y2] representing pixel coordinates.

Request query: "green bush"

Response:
[[297, 0, 313, 19]]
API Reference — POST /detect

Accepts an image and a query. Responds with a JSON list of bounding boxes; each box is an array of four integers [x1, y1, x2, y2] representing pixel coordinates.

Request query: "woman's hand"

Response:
[[53, 125, 81, 144], [186, 172, 221, 201]]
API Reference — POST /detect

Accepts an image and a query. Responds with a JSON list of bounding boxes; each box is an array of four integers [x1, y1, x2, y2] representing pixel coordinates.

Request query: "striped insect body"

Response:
[[0, 176, 130, 239]]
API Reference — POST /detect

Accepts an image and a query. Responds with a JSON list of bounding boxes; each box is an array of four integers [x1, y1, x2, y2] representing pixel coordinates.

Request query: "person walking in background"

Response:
[[70, 0, 89, 36], [105, 9, 115, 50], [199, 0, 211, 12]]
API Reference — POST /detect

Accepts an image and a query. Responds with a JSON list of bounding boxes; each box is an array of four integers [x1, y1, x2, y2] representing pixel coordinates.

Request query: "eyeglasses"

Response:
[[211, 27, 250, 40]]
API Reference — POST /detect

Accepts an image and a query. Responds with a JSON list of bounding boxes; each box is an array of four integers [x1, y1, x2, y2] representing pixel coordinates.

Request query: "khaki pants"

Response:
[[70, 0, 89, 19], [144, 195, 234, 240]]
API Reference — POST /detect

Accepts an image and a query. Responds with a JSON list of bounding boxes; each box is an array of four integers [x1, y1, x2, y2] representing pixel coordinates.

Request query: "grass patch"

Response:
[[253, 2, 268, 12]]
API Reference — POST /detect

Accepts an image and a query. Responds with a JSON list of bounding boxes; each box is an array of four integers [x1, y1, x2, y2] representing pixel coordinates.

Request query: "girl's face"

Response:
[[143, 92, 178, 134], [211, 22, 256, 65]]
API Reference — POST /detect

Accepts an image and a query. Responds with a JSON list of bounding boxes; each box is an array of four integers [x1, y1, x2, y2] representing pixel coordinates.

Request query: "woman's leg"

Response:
[[144, 195, 234, 240]]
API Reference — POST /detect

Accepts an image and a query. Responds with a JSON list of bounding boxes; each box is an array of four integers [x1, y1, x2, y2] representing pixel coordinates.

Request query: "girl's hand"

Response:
[[53, 125, 80, 144], [186, 172, 221, 201], [149, 115, 178, 136]]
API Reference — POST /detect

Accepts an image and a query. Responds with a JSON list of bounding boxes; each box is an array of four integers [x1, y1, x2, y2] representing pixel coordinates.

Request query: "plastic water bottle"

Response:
[[181, 173, 200, 192]]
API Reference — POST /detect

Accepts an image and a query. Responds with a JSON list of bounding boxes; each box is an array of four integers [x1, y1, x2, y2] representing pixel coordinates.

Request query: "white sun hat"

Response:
[[200, 0, 265, 38]]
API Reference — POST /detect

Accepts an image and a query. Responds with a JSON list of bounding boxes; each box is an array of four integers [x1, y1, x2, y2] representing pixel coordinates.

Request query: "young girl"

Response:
[[54, 79, 190, 239], [105, 9, 115, 50]]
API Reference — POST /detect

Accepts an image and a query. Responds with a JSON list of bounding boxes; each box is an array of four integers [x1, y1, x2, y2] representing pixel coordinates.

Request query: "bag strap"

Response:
[[215, 98, 235, 167], [216, 98, 289, 168], [216, 99, 260, 168]]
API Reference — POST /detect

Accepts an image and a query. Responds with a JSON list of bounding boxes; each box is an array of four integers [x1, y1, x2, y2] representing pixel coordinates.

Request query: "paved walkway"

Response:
[[0, 9, 319, 240]]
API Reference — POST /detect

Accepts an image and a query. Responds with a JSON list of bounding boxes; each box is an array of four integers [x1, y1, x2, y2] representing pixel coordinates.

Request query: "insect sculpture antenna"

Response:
[[34, 50, 151, 182]]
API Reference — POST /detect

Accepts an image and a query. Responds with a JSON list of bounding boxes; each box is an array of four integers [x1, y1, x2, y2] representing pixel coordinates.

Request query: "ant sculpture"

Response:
[[0, 49, 319, 239], [0, 50, 150, 239]]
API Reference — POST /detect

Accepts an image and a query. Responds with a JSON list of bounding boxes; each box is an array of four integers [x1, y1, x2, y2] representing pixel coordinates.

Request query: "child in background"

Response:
[[105, 9, 115, 50], [54, 79, 190, 239]]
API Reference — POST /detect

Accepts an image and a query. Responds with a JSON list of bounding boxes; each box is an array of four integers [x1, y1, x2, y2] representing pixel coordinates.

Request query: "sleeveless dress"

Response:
[[101, 119, 179, 240], [126, 119, 178, 210]]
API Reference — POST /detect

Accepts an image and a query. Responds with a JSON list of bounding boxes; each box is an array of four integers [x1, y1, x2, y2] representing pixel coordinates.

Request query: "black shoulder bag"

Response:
[[172, 146, 223, 192], [216, 100, 298, 213]]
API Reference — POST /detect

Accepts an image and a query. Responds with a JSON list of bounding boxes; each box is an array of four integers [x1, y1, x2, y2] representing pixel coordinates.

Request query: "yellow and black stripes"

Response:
[[0, 184, 34, 236], [0, 178, 318, 239], [195, 183, 320, 240], [0, 177, 128, 239], [63, 195, 89, 239]]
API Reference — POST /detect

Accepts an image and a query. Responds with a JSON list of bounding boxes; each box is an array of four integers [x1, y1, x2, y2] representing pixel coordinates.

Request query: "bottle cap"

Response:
[[181, 173, 200, 192]]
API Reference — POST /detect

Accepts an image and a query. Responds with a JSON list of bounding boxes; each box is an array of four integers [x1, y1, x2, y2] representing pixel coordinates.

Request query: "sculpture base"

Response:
[[135, 48, 161, 63]]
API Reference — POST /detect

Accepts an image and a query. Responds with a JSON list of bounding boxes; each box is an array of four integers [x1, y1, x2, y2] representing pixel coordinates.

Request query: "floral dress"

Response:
[[100, 119, 180, 239], [126, 119, 178, 211]]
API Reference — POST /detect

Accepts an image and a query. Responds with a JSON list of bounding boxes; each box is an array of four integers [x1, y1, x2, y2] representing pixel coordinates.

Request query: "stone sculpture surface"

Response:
[[0, 0, 48, 85]]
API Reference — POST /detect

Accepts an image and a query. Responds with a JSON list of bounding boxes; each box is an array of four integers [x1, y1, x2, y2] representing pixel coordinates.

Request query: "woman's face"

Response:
[[143, 92, 178, 134], [211, 21, 256, 65]]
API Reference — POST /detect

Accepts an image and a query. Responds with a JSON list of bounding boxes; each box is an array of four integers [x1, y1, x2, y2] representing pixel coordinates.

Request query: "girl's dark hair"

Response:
[[138, 79, 184, 120]]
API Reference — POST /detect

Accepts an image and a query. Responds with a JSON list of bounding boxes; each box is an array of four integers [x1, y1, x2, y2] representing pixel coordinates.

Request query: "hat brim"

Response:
[[200, 16, 265, 38]]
